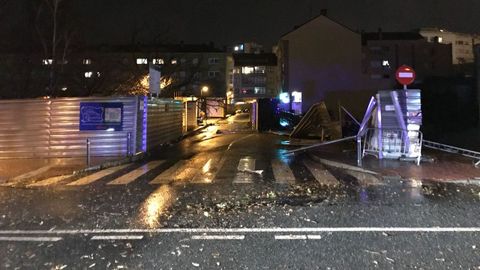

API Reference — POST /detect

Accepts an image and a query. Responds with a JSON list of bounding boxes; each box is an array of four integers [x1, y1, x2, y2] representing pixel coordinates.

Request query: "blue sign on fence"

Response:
[[79, 102, 123, 131]]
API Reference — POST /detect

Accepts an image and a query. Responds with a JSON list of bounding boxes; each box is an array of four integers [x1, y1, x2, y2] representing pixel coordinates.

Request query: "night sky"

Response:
[[5, 0, 480, 49]]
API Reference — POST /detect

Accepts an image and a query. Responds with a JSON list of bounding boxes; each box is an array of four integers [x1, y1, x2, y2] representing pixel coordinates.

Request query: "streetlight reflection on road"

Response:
[[138, 185, 175, 228]]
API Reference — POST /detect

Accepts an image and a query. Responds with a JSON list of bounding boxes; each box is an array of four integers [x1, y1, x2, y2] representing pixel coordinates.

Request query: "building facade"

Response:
[[362, 31, 453, 90], [419, 28, 480, 65], [0, 44, 229, 99], [232, 53, 278, 101], [277, 15, 364, 114]]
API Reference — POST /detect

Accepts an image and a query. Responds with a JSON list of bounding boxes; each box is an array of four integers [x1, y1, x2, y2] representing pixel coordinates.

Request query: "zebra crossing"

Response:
[[26, 156, 343, 188]]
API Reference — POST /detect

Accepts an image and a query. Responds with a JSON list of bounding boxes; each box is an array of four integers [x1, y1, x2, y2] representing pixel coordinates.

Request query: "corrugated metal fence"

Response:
[[146, 99, 183, 151], [0, 96, 183, 159]]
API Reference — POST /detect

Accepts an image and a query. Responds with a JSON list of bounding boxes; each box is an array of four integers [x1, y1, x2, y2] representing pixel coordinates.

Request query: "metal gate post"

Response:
[[127, 132, 132, 157], [357, 136, 362, 167], [86, 138, 91, 166]]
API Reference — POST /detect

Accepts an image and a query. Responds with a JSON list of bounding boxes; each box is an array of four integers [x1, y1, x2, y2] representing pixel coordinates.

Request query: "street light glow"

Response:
[[202, 86, 209, 93]]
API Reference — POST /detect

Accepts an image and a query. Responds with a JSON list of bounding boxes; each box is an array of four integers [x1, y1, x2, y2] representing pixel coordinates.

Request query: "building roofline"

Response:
[[281, 14, 358, 38]]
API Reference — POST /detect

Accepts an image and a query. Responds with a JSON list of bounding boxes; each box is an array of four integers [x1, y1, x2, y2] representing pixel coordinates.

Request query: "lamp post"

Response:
[[201, 86, 209, 124]]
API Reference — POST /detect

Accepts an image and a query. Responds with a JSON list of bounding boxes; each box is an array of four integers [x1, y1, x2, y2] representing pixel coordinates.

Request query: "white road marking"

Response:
[[27, 175, 71, 187], [275, 235, 307, 240], [67, 165, 130, 186], [90, 235, 144, 240], [12, 164, 54, 182], [191, 235, 245, 240], [3, 227, 480, 235], [190, 157, 224, 184], [149, 160, 187, 184], [107, 160, 164, 185], [0, 236, 62, 242], [303, 159, 340, 186], [271, 159, 296, 184], [233, 157, 256, 184], [306, 235, 323, 239]]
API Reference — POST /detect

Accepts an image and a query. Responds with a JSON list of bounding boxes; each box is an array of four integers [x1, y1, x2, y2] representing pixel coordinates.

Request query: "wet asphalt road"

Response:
[[1, 120, 480, 269]]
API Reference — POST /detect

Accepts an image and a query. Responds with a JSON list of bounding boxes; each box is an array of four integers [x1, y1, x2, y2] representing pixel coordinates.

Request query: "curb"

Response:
[[73, 125, 211, 175], [307, 153, 378, 175], [73, 152, 147, 175]]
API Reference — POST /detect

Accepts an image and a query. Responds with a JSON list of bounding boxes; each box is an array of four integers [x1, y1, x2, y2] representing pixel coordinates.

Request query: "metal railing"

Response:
[[361, 128, 423, 165]]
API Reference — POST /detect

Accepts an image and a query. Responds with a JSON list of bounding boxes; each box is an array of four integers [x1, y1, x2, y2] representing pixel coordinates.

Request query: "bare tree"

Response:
[[34, 0, 75, 97]]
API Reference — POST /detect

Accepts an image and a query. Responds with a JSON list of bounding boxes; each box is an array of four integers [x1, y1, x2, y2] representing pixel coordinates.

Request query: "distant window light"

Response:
[[84, 71, 93, 78], [152, 58, 164, 65], [83, 59, 92, 65], [136, 58, 148, 65], [437, 36, 443, 43], [242, 67, 254, 74], [234, 46, 239, 51], [239, 44, 244, 50], [61, 86, 68, 91], [42, 59, 53, 65], [382, 60, 390, 67], [208, 58, 219, 64], [254, 66, 266, 73], [192, 58, 199, 65], [254, 87, 266, 94], [97, 72, 101, 77], [171, 59, 178, 65]]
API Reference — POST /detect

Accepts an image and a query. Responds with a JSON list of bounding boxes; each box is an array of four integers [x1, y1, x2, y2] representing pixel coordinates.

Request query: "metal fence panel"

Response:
[[49, 97, 138, 158], [0, 99, 51, 158], [0, 97, 138, 159], [146, 99, 183, 151]]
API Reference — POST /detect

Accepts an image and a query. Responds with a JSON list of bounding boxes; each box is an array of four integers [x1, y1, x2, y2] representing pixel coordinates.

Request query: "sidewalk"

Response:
[[0, 156, 123, 186], [307, 142, 480, 184]]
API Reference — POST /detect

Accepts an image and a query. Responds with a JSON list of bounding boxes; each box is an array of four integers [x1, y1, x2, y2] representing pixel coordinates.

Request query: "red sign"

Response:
[[395, 65, 416, 86]]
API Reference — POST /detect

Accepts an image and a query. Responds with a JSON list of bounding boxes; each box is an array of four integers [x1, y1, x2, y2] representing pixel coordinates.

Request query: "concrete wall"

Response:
[[280, 15, 363, 113]]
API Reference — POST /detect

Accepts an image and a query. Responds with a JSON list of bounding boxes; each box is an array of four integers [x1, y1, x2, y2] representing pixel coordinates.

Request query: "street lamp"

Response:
[[201, 86, 209, 124]]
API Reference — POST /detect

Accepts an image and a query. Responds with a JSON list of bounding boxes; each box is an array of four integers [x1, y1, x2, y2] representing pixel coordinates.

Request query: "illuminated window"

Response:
[[84, 71, 93, 78], [382, 60, 390, 67], [171, 59, 177, 65], [208, 58, 219, 64], [437, 36, 443, 43], [254, 87, 266, 94], [42, 59, 53, 65], [61, 86, 68, 91], [254, 66, 265, 73], [136, 58, 148, 65], [152, 58, 164, 65], [83, 59, 92, 65], [97, 72, 101, 77], [241, 67, 254, 74]]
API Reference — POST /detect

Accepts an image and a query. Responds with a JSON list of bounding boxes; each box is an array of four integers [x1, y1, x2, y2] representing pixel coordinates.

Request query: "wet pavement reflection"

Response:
[[137, 185, 176, 228]]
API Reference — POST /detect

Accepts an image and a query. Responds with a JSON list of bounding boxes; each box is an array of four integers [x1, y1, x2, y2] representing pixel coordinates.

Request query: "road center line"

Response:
[[0, 236, 62, 242], [2, 227, 480, 235], [90, 235, 144, 240], [191, 235, 245, 240], [275, 235, 307, 240]]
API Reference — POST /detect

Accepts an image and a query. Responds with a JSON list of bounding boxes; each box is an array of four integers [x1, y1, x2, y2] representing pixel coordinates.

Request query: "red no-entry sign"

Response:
[[395, 65, 416, 87]]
